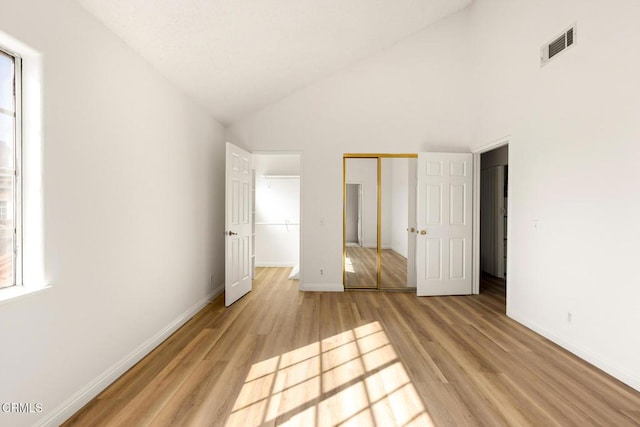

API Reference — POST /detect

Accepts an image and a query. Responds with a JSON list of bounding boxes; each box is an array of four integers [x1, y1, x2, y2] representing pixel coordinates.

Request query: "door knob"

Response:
[[227, 230, 238, 236], [420, 230, 427, 235], [407, 227, 416, 233]]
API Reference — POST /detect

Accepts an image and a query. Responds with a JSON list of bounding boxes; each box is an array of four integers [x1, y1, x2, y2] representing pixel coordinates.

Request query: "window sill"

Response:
[[0, 284, 51, 306]]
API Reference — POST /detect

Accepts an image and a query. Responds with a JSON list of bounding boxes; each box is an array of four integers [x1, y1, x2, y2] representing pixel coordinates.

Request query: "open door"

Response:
[[416, 153, 473, 296], [225, 142, 252, 306]]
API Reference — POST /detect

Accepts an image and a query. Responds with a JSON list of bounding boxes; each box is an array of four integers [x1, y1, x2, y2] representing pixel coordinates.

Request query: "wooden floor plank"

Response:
[[345, 247, 412, 289], [64, 268, 640, 427]]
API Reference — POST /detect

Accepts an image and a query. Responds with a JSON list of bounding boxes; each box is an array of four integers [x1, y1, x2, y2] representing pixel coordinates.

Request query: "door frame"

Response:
[[252, 150, 304, 289], [472, 136, 510, 295]]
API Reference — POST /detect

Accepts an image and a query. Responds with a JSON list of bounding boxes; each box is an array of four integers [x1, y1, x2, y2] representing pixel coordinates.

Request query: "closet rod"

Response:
[[262, 175, 300, 179]]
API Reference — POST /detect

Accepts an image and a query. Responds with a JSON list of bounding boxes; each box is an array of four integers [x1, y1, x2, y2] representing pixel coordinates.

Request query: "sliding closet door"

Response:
[[379, 157, 417, 289], [344, 158, 378, 288], [344, 154, 417, 290]]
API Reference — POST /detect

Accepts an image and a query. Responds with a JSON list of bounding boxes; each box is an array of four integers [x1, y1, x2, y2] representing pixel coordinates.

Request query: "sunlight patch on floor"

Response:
[[345, 257, 355, 273], [226, 321, 433, 426]]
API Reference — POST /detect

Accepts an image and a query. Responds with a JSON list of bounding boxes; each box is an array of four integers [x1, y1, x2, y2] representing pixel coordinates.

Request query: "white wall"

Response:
[[469, 0, 640, 391], [227, 10, 473, 288], [0, 1, 226, 425], [253, 155, 300, 267]]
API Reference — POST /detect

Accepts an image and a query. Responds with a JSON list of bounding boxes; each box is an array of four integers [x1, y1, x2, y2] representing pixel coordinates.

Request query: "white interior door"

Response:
[[416, 153, 473, 296], [225, 142, 252, 306]]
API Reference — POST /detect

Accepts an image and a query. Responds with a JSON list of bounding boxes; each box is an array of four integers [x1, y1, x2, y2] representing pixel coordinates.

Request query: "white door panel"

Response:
[[417, 153, 473, 296], [225, 142, 252, 306]]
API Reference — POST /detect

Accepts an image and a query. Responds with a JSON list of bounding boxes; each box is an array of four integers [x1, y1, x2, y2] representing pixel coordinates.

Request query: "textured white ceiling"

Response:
[[75, 0, 471, 124]]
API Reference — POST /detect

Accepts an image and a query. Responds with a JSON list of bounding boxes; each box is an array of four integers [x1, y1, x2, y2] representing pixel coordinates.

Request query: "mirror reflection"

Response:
[[344, 155, 418, 290], [380, 158, 417, 289], [344, 158, 378, 288]]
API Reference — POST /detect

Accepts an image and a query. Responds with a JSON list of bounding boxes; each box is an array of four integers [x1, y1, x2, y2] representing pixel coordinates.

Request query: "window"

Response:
[[0, 48, 19, 289]]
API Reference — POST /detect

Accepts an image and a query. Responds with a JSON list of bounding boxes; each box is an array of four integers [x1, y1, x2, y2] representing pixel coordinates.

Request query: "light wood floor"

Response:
[[380, 249, 408, 289], [345, 246, 377, 288], [345, 247, 410, 289], [65, 268, 640, 426]]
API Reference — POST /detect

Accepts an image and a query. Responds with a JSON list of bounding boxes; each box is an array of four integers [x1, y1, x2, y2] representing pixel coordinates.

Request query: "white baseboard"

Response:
[[508, 309, 640, 392], [301, 283, 344, 292], [360, 245, 393, 250], [36, 284, 224, 427], [209, 283, 224, 302], [255, 262, 296, 267], [390, 247, 408, 258]]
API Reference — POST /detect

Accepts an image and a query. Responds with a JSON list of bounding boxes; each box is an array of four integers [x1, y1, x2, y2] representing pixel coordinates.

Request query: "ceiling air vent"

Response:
[[541, 24, 576, 67]]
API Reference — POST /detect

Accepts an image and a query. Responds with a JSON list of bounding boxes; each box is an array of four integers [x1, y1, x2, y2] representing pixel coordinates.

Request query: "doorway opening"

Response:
[[252, 154, 301, 281], [479, 144, 508, 301]]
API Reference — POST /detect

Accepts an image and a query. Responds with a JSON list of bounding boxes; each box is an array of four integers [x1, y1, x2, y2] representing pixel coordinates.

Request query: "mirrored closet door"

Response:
[[344, 157, 378, 289], [343, 155, 418, 290], [379, 157, 417, 289]]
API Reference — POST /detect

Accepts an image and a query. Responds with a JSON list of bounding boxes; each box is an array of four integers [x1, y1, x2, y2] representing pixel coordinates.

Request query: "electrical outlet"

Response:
[[320, 269, 324, 275], [567, 312, 572, 323]]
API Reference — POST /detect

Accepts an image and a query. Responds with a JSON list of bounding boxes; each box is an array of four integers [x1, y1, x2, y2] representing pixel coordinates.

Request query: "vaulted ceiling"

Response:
[[75, 0, 471, 124]]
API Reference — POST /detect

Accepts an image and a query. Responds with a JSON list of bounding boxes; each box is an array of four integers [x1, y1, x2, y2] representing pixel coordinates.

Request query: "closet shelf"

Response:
[[255, 222, 300, 226], [262, 175, 300, 179]]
